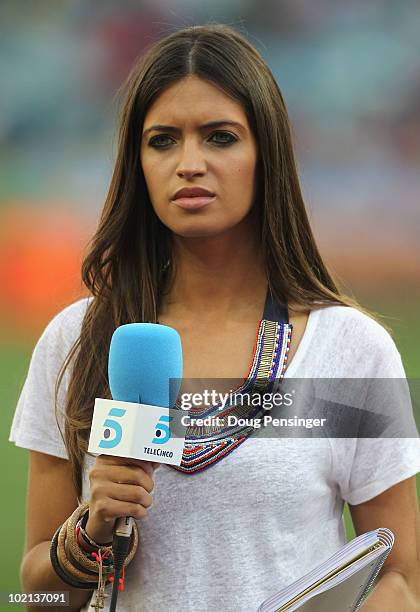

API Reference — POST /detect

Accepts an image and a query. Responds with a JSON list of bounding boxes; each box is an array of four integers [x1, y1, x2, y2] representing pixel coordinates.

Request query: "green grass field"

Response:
[[1, 293, 419, 609]]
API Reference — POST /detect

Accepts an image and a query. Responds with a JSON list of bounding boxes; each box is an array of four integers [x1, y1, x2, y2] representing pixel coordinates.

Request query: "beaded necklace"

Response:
[[169, 290, 292, 474]]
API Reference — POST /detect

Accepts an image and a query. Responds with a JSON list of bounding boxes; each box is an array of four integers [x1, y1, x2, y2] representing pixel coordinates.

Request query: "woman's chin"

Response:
[[168, 219, 238, 239], [172, 226, 227, 239]]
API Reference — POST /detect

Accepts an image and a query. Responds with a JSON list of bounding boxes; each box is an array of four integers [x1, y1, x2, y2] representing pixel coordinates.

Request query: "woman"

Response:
[[10, 24, 420, 611]]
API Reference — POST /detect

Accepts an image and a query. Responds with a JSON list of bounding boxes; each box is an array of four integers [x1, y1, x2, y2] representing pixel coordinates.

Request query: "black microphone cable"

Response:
[[109, 517, 133, 612]]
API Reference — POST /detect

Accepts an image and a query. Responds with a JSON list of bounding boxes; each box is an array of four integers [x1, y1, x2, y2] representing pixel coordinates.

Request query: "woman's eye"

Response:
[[209, 131, 237, 145], [148, 134, 173, 147]]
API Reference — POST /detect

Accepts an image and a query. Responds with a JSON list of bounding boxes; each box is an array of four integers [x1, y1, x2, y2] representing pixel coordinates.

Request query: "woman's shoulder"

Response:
[[307, 303, 402, 372], [49, 296, 92, 326], [35, 296, 93, 356], [312, 302, 392, 339], [290, 300, 393, 341]]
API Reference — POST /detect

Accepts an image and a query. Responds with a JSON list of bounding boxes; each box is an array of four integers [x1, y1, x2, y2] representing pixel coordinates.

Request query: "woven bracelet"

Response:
[[78, 509, 113, 549], [50, 501, 140, 592], [58, 523, 112, 583], [50, 503, 139, 588], [66, 504, 139, 572], [50, 525, 97, 590], [57, 521, 105, 584]]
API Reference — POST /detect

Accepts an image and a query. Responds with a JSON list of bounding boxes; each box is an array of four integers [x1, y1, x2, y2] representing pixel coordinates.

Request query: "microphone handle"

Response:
[[114, 515, 134, 538]]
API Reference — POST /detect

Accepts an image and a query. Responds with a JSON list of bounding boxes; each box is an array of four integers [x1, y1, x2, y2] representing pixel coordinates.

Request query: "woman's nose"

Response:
[[176, 142, 207, 178]]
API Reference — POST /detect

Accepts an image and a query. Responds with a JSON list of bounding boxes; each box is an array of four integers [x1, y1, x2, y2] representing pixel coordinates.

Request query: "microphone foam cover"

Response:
[[108, 323, 183, 407]]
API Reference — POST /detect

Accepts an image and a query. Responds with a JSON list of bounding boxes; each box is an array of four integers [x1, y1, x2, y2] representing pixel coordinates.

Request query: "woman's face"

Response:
[[140, 75, 258, 239]]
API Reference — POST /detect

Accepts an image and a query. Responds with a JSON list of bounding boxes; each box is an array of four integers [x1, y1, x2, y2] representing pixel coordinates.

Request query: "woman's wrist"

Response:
[[84, 514, 115, 546]]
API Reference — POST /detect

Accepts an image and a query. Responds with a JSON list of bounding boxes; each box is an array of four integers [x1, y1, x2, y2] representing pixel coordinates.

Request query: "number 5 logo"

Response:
[[152, 415, 173, 444], [99, 407, 126, 449]]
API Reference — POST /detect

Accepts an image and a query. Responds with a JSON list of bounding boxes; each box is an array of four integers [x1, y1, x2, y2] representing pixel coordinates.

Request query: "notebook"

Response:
[[258, 528, 394, 612]]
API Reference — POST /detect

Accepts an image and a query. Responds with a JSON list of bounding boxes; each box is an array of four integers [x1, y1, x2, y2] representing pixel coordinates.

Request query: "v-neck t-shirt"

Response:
[[9, 297, 420, 612]]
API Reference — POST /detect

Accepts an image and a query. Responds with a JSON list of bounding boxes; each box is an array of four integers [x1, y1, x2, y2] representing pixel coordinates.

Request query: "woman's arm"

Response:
[[21, 451, 93, 612], [349, 475, 420, 611]]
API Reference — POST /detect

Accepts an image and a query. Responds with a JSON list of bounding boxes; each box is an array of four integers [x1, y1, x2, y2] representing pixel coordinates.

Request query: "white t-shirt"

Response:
[[9, 298, 420, 612]]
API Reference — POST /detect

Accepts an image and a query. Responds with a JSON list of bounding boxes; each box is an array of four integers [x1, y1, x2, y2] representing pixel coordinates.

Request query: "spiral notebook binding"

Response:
[[351, 528, 394, 611]]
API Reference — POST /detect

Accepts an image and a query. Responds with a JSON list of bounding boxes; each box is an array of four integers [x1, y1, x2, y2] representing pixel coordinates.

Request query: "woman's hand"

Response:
[[85, 455, 160, 544]]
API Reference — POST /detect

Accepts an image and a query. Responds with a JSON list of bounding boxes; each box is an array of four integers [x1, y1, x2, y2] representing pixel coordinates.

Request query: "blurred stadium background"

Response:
[[1, 0, 419, 604]]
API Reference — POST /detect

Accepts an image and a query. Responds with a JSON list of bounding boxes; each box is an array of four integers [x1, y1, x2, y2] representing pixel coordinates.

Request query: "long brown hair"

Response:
[[57, 23, 379, 500]]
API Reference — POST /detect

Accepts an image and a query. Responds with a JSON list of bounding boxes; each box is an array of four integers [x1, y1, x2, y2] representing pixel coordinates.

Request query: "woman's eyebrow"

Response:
[[142, 120, 245, 137]]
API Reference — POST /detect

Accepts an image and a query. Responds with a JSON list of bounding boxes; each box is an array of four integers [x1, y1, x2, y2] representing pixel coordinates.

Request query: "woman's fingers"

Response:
[[89, 463, 154, 493], [86, 455, 158, 541], [92, 496, 151, 522], [108, 482, 154, 507]]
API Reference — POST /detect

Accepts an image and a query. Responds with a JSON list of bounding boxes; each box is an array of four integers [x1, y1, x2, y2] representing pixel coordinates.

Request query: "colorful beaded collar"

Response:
[[169, 292, 292, 474]]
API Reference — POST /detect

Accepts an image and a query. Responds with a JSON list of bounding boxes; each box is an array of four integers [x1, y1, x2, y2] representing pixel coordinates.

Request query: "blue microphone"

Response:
[[107, 323, 182, 611], [108, 322, 183, 534]]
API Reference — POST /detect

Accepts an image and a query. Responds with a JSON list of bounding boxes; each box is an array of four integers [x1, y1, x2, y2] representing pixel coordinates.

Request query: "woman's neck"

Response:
[[161, 229, 267, 320]]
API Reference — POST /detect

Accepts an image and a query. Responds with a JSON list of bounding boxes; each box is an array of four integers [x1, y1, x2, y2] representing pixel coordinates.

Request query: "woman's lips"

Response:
[[171, 195, 216, 210]]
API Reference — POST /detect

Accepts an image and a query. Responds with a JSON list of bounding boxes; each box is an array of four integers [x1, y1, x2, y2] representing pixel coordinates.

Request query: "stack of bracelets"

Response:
[[50, 502, 139, 609]]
